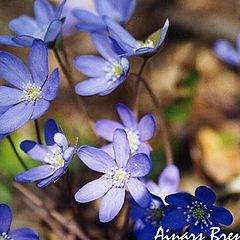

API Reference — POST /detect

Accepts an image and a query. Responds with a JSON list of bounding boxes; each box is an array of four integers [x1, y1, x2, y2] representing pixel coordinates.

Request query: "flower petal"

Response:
[[162, 209, 188, 230], [99, 187, 125, 223], [8, 228, 39, 240], [37, 168, 64, 187], [44, 119, 59, 145], [75, 77, 108, 96], [101, 144, 114, 158], [0, 86, 23, 106], [64, 147, 75, 163], [42, 68, 60, 101], [15, 165, 57, 182], [44, 20, 63, 43], [104, 16, 138, 54], [0, 204, 12, 234], [74, 55, 106, 77], [91, 33, 118, 60], [195, 186, 216, 205], [127, 178, 151, 208], [73, 9, 106, 32], [116, 103, 137, 129], [0, 102, 34, 134], [0, 35, 21, 47], [165, 192, 194, 207], [34, 0, 55, 26], [119, 0, 136, 24], [138, 114, 156, 141], [54, 132, 68, 150], [137, 142, 151, 155], [75, 177, 109, 203], [77, 146, 116, 173], [13, 35, 35, 47], [210, 206, 233, 226], [20, 140, 51, 162], [127, 153, 152, 177], [8, 15, 38, 36], [30, 99, 50, 120], [95, 120, 124, 141], [29, 39, 48, 86], [0, 51, 32, 88], [55, 0, 66, 19]]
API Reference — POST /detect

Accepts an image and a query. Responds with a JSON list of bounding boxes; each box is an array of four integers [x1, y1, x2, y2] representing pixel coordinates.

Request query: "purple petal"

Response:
[[95, 120, 124, 141], [44, 119, 59, 145], [104, 16, 138, 53], [29, 39, 48, 86], [0, 204, 12, 234], [99, 187, 125, 223], [75, 177, 109, 203], [75, 77, 108, 96], [0, 86, 23, 106], [20, 140, 51, 162], [101, 144, 114, 158], [155, 18, 169, 49], [113, 129, 130, 167], [56, 0, 66, 19], [116, 103, 137, 129], [210, 206, 233, 226], [30, 99, 50, 120], [42, 68, 60, 101], [13, 35, 35, 47], [44, 20, 62, 43], [73, 9, 106, 32], [15, 165, 57, 182], [0, 102, 34, 134], [138, 114, 156, 141], [77, 146, 116, 173], [74, 55, 106, 77], [137, 142, 151, 155], [162, 209, 188, 230], [9, 15, 38, 36], [127, 178, 151, 208], [158, 164, 180, 197], [195, 186, 216, 205], [165, 192, 194, 207], [0, 36, 22, 47], [91, 33, 117, 60], [127, 153, 152, 177], [34, 0, 55, 26], [0, 51, 32, 89], [54, 132, 68, 150], [64, 146, 75, 163], [8, 228, 39, 240], [37, 167, 64, 187], [119, 0, 136, 24]]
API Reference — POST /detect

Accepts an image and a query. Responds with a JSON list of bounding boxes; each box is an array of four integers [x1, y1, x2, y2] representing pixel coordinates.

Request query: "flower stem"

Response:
[[34, 119, 42, 144], [7, 135, 28, 170], [53, 48, 95, 131], [133, 58, 149, 117], [130, 73, 174, 165]]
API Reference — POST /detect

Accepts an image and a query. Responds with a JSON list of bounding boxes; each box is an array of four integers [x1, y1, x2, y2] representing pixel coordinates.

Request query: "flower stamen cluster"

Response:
[[105, 60, 124, 82], [144, 202, 164, 227], [46, 146, 65, 168], [21, 83, 42, 103], [137, 39, 154, 49], [125, 128, 140, 153]]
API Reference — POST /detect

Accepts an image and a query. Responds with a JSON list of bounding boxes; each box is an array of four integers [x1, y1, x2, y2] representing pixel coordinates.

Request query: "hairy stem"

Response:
[[7, 135, 28, 170]]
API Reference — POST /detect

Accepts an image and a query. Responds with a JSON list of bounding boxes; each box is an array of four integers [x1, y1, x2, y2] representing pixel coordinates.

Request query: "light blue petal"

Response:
[[30, 99, 50, 120]]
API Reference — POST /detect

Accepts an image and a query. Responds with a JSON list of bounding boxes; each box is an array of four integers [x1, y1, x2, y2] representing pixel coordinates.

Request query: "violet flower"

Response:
[[95, 103, 155, 156], [15, 119, 75, 187], [0, 40, 60, 135], [0, 0, 66, 47], [75, 129, 152, 223]]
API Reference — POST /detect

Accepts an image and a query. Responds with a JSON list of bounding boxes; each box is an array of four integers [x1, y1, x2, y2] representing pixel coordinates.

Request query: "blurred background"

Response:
[[0, 0, 240, 239]]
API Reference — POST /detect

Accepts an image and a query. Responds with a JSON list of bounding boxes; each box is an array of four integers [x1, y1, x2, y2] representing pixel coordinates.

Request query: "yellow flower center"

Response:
[[22, 83, 42, 103], [126, 129, 140, 154], [137, 39, 154, 49], [112, 65, 123, 78]]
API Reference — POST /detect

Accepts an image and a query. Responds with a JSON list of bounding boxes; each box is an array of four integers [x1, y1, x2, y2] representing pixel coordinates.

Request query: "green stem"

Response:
[[7, 135, 28, 170], [34, 119, 42, 144]]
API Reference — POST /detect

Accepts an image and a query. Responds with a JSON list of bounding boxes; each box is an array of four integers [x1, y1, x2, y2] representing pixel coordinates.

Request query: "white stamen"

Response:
[[21, 82, 42, 103], [125, 128, 140, 154]]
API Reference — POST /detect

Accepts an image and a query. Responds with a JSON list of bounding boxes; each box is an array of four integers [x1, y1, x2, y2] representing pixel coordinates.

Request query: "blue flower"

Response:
[[75, 129, 152, 223], [0, 40, 60, 135], [0, 0, 66, 47], [0, 204, 39, 240], [73, 0, 136, 33], [15, 119, 76, 187], [162, 186, 233, 236], [146, 164, 180, 200], [0, 106, 10, 140], [130, 195, 166, 240], [95, 103, 155, 156], [214, 34, 240, 67], [104, 17, 169, 57], [74, 33, 129, 96]]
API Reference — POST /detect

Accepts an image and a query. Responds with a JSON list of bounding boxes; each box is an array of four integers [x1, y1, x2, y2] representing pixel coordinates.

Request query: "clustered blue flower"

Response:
[[0, 0, 235, 239]]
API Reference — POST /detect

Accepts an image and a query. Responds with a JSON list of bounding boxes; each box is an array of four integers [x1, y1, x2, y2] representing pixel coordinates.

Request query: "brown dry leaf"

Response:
[[197, 127, 240, 184]]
